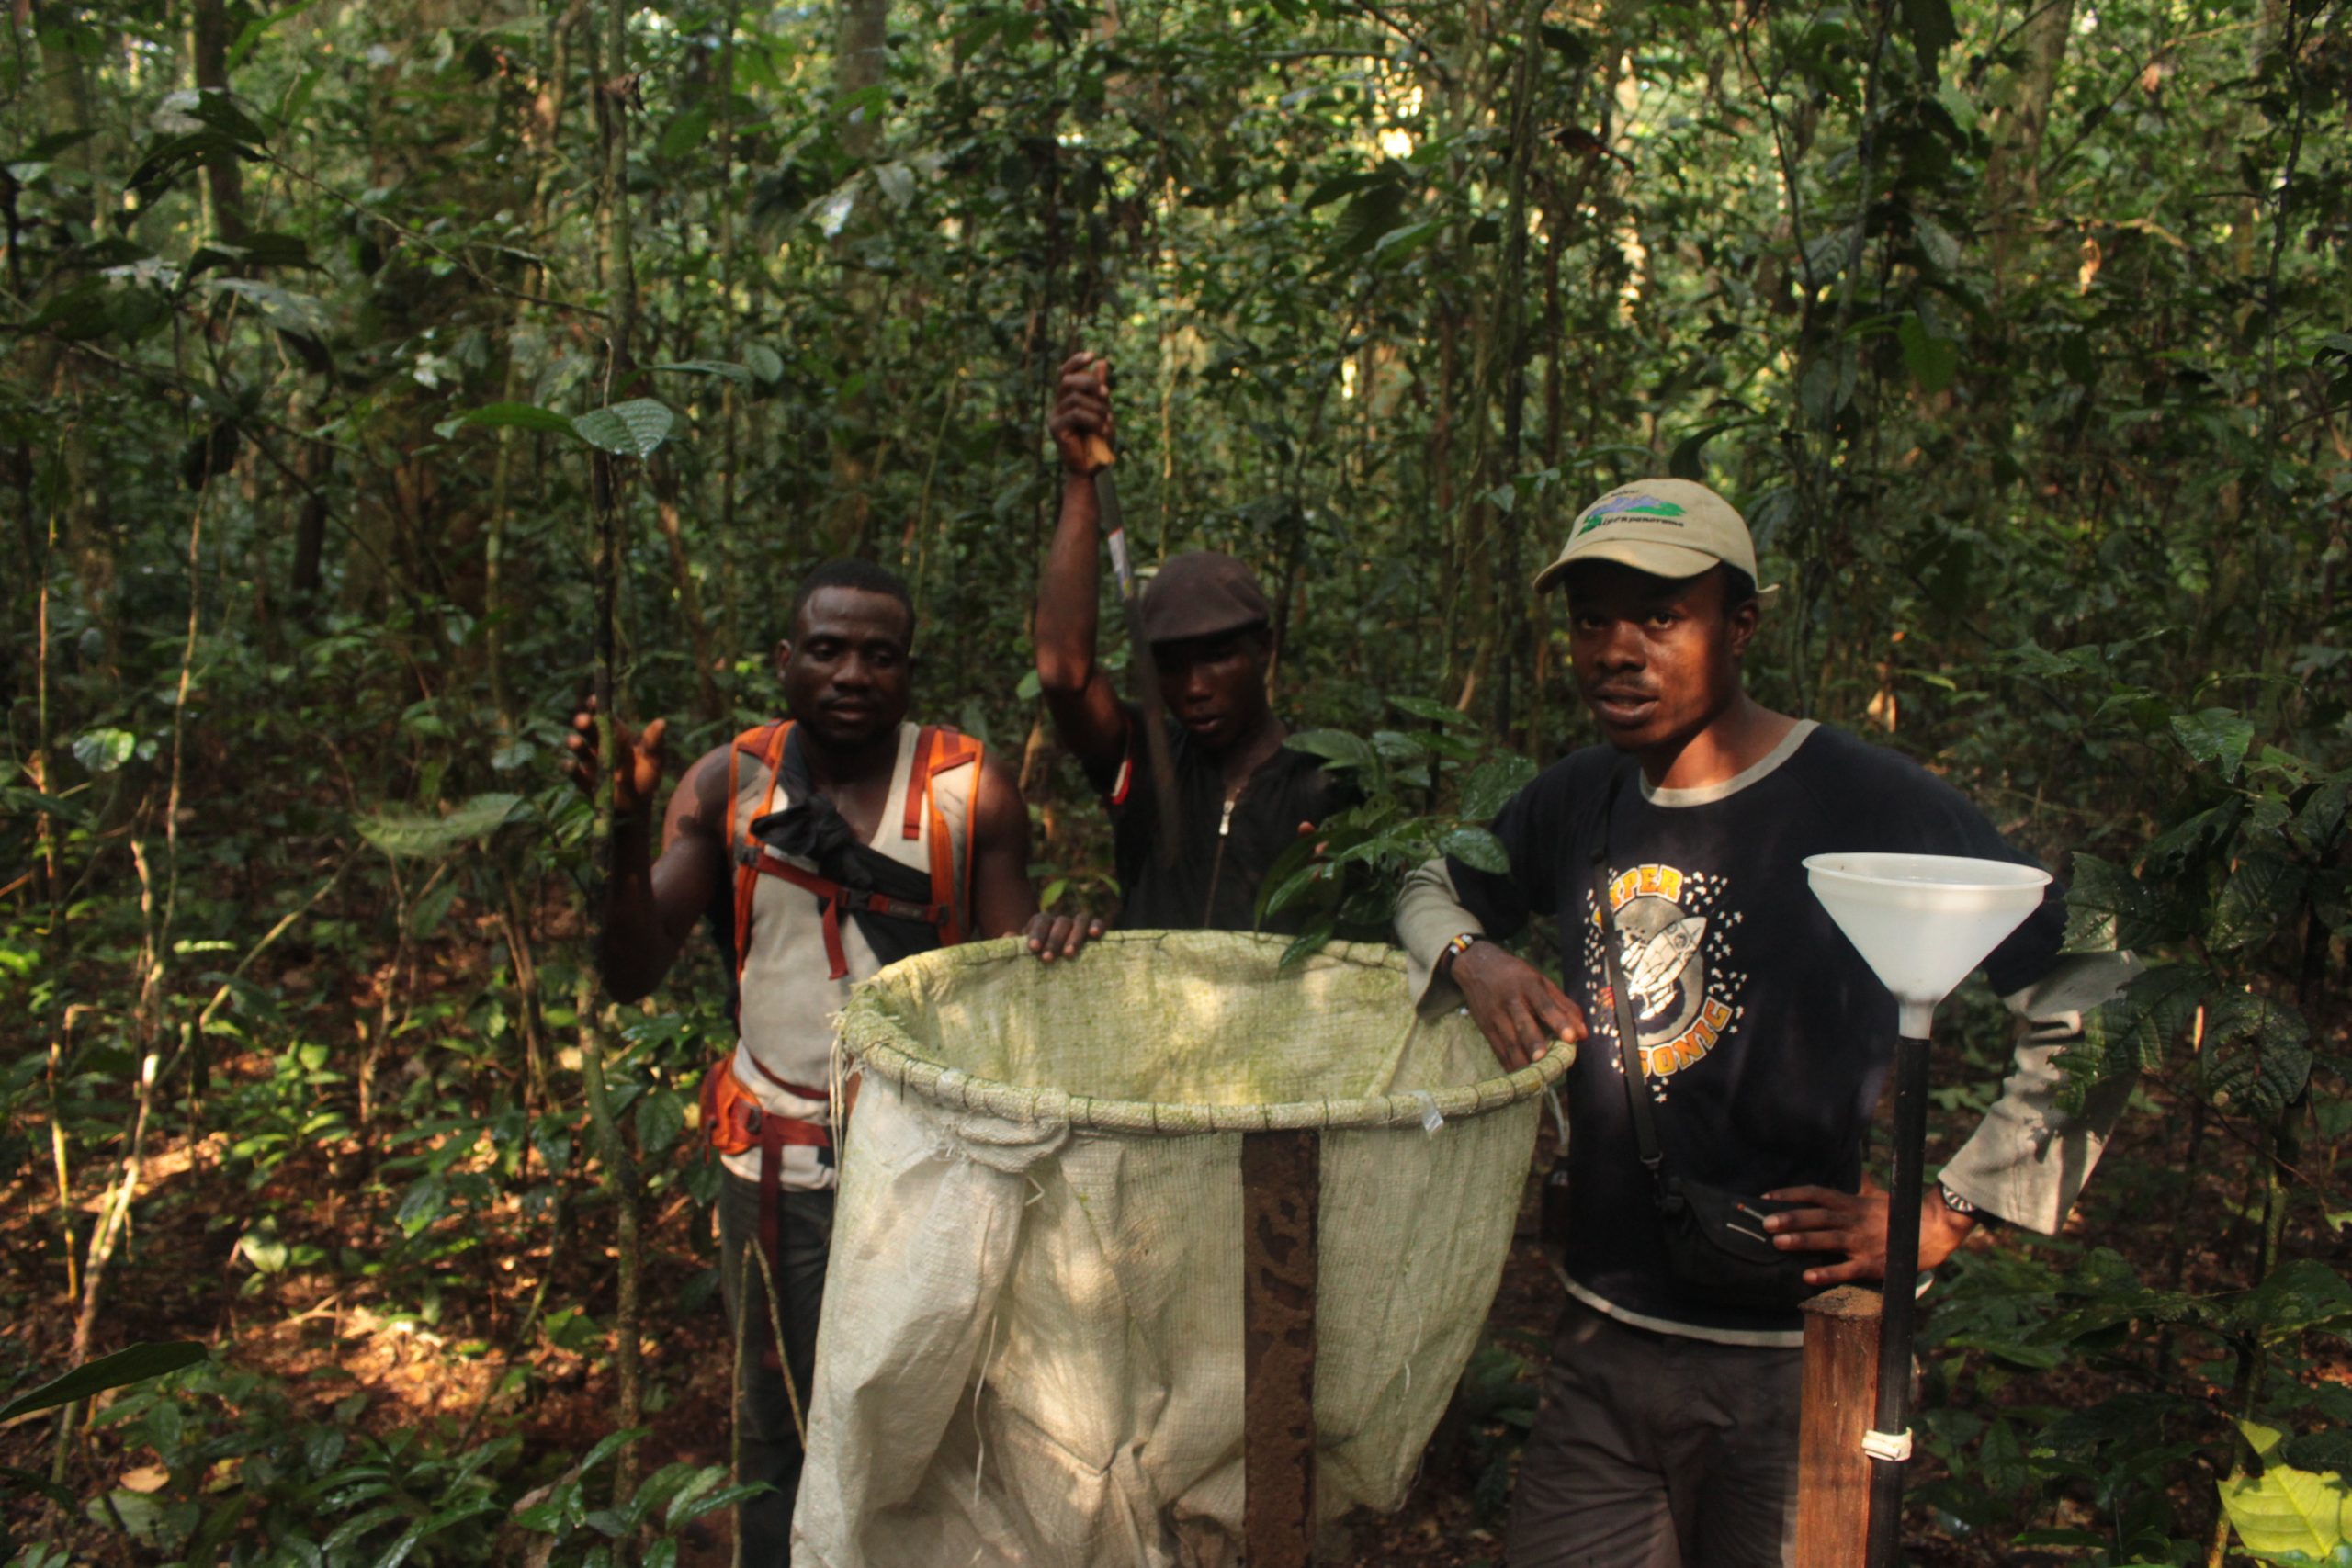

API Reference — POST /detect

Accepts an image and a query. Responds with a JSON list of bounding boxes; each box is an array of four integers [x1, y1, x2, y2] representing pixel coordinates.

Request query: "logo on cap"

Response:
[[1575, 493, 1689, 536]]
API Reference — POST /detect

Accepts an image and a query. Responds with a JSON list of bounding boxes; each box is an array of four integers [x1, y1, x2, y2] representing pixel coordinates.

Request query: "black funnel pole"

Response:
[[1866, 1024, 1933, 1568]]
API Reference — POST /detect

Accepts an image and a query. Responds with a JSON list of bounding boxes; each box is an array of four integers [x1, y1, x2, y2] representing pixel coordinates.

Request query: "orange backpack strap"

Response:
[[901, 726, 939, 840], [729, 721, 793, 982], [921, 728, 986, 943]]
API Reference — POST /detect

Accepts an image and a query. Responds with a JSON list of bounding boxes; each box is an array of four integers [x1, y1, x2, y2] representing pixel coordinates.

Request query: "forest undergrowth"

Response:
[[1, 899, 2332, 1568]]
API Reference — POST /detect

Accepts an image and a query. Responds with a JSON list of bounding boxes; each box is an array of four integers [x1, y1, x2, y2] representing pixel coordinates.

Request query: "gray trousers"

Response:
[[717, 1171, 835, 1568], [1506, 1298, 1802, 1568]]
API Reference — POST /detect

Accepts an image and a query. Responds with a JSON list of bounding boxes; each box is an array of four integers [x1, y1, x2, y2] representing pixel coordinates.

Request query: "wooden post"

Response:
[[1796, 1285, 1883, 1567], [1241, 1129, 1319, 1567]]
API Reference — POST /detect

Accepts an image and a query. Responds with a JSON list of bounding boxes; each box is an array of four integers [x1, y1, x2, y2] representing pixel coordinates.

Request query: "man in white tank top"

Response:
[[570, 559, 1098, 1565]]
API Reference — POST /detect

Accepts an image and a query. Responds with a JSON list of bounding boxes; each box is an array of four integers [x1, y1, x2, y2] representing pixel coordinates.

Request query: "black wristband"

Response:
[[1438, 932, 1484, 979]]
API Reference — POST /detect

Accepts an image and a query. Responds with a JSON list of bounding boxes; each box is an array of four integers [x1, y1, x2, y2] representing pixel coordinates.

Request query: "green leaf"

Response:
[[652, 359, 753, 387], [1460, 755, 1538, 822], [0, 1342, 209, 1423], [2220, 1427, 2352, 1562], [355, 793, 526, 859], [1370, 220, 1441, 265], [1369, 728, 1432, 767], [2227, 1260, 2352, 1341], [745, 344, 785, 385], [1914, 216, 1962, 274], [395, 1173, 447, 1236], [208, 276, 330, 338], [669, 1480, 764, 1527], [432, 402, 577, 442], [172, 87, 271, 147], [1385, 694, 1471, 728], [368, 1517, 431, 1568], [2212, 854, 2308, 951], [1898, 316, 1959, 394], [1668, 423, 1719, 481], [2063, 852, 2184, 952], [320, 1504, 406, 1555], [2290, 775, 2348, 856], [1329, 179, 1406, 261], [1439, 827, 1510, 874], [128, 130, 252, 200], [240, 1224, 291, 1274], [635, 1089, 685, 1157], [226, 0, 322, 73], [571, 399, 677, 460], [187, 230, 317, 278], [575, 1427, 649, 1479], [72, 728, 136, 773], [2173, 708, 2256, 781], [2142, 798, 2243, 877], [1276, 916, 1338, 968], [2081, 962, 2209, 1075], [656, 107, 710, 160], [1285, 728, 1380, 772], [1899, 0, 1958, 75], [0, 1461, 74, 1510], [2201, 991, 2311, 1118]]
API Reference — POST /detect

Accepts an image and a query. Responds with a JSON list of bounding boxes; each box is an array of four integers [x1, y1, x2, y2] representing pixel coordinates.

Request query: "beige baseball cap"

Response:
[[1532, 479, 1767, 593]]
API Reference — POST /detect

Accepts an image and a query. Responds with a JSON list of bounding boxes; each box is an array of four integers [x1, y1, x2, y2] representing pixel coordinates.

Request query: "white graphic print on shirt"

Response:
[[1587, 863, 1751, 1097]]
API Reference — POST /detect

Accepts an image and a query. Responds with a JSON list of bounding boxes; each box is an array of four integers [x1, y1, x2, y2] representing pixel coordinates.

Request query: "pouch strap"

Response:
[[1589, 766, 1666, 1189]]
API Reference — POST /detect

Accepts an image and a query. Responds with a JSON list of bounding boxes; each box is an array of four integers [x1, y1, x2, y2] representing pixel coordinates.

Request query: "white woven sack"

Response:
[[792, 931, 1568, 1568]]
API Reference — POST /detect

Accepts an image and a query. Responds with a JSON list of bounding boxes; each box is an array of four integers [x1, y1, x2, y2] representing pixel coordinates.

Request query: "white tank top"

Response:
[[724, 721, 976, 1187]]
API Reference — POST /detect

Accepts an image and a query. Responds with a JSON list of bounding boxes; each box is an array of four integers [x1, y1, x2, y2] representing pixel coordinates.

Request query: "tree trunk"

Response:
[[651, 460, 723, 721], [1984, 0, 2075, 287], [716, 0, 742, 652], [1490, 0, 1544, 744], [587, 0, 647, 1505], [187, 0, 248, 243], [835, 0, 889, 162], [826, 0, 892, 549]]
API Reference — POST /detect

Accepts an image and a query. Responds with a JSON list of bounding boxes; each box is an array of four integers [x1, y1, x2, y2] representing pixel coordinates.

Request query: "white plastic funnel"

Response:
[[1803, 853, 2053, 1039]]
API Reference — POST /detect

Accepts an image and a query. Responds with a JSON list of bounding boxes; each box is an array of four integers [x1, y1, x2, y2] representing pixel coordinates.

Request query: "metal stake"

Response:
[[1865, 1027, 1931, 1567]]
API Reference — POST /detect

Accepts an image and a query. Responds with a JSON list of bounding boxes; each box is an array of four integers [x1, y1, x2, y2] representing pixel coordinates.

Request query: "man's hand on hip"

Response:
[[1758, 1179, 1978, 1289], [1451, 942, 1587, 1071]]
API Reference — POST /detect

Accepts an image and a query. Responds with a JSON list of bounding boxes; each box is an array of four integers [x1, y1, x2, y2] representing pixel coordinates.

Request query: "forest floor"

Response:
[[0, 980, 2286, 1566]]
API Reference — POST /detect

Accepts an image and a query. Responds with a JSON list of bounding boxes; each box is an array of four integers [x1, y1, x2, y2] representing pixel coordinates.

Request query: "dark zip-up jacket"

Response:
[[1088, 714, 1351, 932]]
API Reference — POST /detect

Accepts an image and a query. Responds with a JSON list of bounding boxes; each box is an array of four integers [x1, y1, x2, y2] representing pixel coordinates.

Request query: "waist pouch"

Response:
[[1657, 1178, 1838, 1314]]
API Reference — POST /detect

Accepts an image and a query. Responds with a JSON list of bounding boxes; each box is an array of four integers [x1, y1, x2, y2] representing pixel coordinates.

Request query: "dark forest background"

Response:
[[2, 0, 2346, 1560]]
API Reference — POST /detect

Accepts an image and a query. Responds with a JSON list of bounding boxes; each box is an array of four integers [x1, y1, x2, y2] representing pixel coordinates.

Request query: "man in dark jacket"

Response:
[[1033, 351, 1349, 932]]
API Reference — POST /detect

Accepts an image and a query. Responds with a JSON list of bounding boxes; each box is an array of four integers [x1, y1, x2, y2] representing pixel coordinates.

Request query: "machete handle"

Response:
[[1082, 433, 1115, 471]]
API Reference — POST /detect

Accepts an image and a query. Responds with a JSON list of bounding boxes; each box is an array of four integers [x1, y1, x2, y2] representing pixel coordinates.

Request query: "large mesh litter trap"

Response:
[[791, 931, 1570, 1568]]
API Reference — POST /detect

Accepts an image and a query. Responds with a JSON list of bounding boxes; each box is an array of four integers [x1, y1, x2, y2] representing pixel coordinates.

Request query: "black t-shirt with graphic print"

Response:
[[1445, 722, 2067, 1338]]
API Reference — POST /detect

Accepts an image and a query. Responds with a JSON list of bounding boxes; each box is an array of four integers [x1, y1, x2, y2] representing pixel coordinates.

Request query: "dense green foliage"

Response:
[[3, 0, 2346, 1561]]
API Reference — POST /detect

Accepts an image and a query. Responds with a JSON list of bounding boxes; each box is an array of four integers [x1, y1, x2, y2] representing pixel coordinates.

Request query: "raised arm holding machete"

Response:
[[1034, 350, 1356, 935], [1078, 374, 1182, 869]]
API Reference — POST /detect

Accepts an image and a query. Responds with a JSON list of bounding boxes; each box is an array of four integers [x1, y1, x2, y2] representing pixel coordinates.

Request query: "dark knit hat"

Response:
[[1139, 551, 1272, 645]]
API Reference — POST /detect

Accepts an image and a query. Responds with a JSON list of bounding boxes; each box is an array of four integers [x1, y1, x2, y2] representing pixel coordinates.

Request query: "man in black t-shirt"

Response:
[[1396, 479, 2137, 1566], [1032, 351, 1350, 935]]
